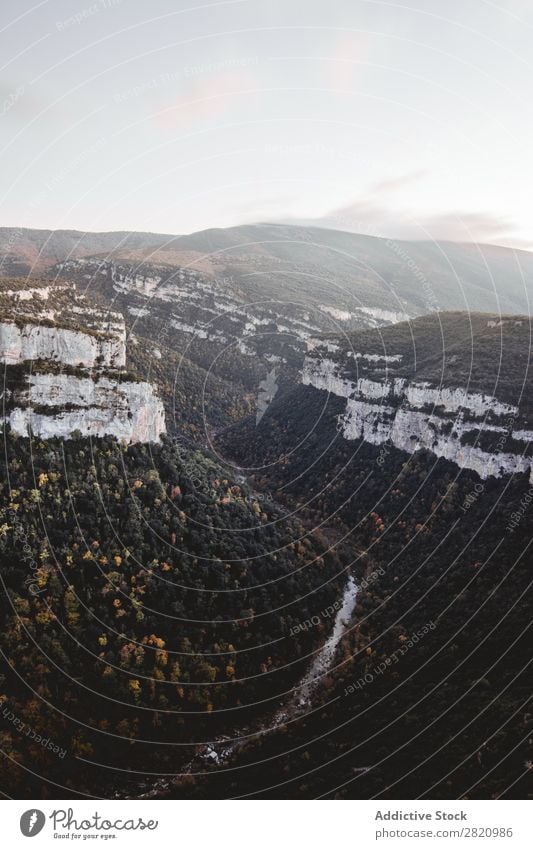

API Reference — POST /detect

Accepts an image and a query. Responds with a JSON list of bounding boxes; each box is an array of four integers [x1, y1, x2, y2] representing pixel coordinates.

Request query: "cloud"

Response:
[[370, 170, 428, 195], [307, 198, 530, 248], [416, 211, 517, 243]]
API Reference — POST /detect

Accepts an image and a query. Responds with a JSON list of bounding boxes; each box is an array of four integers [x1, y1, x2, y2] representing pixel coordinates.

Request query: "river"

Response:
[[130, 572, 359, 798]]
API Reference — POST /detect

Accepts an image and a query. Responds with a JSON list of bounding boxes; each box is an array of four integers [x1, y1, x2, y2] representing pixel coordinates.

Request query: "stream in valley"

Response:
[[130, 572, 359, 798]]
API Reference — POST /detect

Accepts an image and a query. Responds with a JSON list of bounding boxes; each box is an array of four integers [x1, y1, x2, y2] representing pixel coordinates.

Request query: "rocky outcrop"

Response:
[[54, 258, 411, 384], [0, 279, 126, 367], [8, 373, 165, 442], [0, 322, 125, 368], [1, 280, 165, 443], [302, 353, 533, 481]]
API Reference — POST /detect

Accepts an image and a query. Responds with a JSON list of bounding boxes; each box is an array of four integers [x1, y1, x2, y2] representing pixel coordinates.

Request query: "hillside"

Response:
[[93, 223, 533, 317], [0, 228, 173, 276], [3, 223, 533, 318], [0, 430, 347, 798], [162, 448, 533, 800], [6, 225, 533, 446], [218, 311, 533, 486], [310, 311, 533, 413], [204, 311, 533, 799]]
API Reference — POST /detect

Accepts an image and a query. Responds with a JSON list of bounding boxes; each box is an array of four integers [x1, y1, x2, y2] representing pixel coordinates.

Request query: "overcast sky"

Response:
[[1, 0, 532, 246]]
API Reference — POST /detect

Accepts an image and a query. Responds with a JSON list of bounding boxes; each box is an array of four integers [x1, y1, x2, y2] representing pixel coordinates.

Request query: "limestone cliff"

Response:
[[302, 313, 533, 481], [1, 279, 165, 443]]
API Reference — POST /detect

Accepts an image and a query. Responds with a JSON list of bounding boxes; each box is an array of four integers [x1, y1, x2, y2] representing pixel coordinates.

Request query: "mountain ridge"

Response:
[[3, 222, 533, 317]]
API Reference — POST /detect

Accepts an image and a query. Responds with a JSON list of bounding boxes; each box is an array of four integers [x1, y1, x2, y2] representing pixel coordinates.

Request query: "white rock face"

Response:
[[303, 355, 518, 417], [9, 373, 165, 443], [319, 305, 354, 322], [357, 306, 410, 324], [303, 354, 533, 481], [302, 356, 403, 400], [1, 281, 165, 444], [351, 352, 403, 364], [302, 357, 356, 398], [0, 322, 125, 368], [403, 382, 516, 417], [341, 401, 532, 480], [306, 338, 341, 353], [4, 285, 53, 301]]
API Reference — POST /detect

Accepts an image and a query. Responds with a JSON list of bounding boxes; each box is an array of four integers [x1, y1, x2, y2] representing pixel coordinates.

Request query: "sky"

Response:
[[1, 0, 532, 246]]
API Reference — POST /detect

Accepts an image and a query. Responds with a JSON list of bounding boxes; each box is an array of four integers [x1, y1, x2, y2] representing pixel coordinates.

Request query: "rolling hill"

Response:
[[2, 223, 533, 317]]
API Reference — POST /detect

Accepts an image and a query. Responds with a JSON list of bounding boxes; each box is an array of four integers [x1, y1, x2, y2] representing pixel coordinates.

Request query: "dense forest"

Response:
[[201, 383, 533, 799], [0, 429, 347, 798]]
